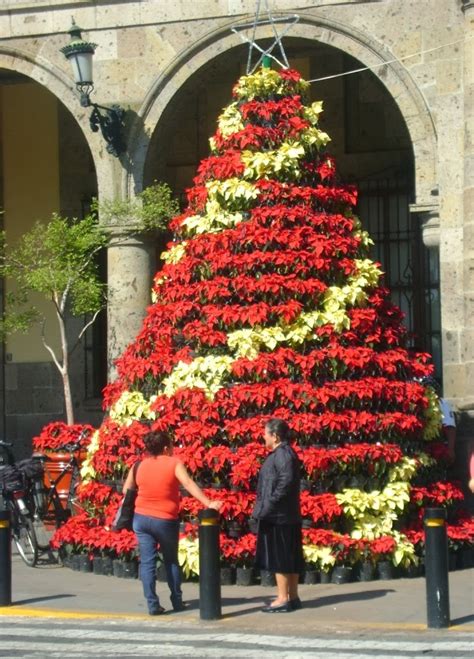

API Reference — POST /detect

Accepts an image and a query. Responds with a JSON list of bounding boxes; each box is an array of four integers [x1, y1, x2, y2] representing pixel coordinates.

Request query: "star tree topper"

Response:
[[231, 0, 300, 74]]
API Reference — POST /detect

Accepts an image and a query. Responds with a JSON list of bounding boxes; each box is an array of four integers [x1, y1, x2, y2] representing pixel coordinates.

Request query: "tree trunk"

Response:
[[57, 310, 74, 425], [62, 370, 74, 425]]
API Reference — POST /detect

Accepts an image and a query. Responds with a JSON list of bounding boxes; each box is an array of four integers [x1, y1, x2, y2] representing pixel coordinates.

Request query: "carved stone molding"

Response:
[[462, 1, 474, 14], [409, 203, 440, 249]]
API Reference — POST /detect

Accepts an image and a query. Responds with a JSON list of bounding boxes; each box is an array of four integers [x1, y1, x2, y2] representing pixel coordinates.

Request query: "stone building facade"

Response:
[[0, 1, 472, 471]]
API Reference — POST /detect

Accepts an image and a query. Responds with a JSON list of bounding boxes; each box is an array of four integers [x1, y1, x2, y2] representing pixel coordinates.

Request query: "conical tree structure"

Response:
[[53, 67, 472, 573]]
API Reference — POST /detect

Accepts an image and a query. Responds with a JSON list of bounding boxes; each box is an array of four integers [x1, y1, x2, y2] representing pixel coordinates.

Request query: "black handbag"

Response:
[[112, 461, 141, 531]]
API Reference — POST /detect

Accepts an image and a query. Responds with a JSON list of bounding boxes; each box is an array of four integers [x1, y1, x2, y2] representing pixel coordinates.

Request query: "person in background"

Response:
[[468, 451, 474, 494], [252, 418, 304, 613], [122, 430, 222, 616], [421, 376, 456, 463], [439, 396, 456, 463]]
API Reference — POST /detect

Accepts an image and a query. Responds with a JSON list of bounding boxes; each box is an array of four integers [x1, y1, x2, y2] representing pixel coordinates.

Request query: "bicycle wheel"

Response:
[[11, 506, 38, 567], [67, 465, 83, 517], [33, 515, 53, 551]]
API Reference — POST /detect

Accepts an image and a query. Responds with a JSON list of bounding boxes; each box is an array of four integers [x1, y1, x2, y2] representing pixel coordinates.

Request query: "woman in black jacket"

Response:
[[253, 418, 304, 613]]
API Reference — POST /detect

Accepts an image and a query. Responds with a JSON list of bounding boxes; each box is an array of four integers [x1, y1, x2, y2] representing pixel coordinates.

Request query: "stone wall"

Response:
[[0, 1, 472, 448]]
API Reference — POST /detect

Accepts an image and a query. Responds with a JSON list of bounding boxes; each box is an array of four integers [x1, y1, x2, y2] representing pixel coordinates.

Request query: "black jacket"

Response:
[[252, 443, 301, 524]]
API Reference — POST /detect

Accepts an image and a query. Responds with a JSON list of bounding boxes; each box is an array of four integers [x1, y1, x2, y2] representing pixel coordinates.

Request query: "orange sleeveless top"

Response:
[[134, 456, 180, 520]]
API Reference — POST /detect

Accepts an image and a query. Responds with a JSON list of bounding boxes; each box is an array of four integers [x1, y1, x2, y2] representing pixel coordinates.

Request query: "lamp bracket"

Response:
[[89, 103, 125, 157]]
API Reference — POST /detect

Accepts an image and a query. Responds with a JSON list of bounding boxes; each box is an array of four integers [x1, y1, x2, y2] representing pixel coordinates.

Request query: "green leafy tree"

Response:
[[96, 180, 180, 233], [0, 213, 108, 424]]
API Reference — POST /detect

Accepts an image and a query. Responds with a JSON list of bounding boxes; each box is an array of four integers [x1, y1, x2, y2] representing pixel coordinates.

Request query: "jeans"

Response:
[[133, 513, 182, 613]]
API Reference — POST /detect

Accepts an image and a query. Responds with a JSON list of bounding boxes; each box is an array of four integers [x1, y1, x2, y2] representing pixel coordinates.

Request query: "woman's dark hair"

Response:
[[143, 430, 172, 456], [265, 418, 291, 443]]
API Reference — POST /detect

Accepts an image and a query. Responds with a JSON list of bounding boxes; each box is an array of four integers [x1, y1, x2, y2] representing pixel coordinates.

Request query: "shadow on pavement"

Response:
[[13, 594, 77, 606], [220, 589, 395, 619], [306, 588, 396, 609], [451, 614, 474, 625]]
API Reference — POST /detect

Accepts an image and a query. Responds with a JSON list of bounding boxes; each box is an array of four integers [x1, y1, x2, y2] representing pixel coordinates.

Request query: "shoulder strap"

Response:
[[131, 460, 141, 486]]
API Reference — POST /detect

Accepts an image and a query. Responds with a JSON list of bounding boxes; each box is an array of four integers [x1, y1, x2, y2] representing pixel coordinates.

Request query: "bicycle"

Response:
[[0, 440, 43, 567], [32, 432, 87, 551]]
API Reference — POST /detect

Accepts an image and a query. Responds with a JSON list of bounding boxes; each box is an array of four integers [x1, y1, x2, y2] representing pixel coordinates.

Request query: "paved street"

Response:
[[0, 554, 473, 657], [0, 615, 473, 658]]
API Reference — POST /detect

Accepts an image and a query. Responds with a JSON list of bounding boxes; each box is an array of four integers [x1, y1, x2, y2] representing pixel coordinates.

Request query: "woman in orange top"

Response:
[[123, 430, 222, 615]]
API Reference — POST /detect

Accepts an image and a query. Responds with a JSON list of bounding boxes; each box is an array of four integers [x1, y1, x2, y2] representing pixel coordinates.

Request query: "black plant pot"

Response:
[[460, 547, 473, 569], [347, 475, 365, 489], [227, 522, 243, 539], [404, 563, 423, 578], [377, 560, 394, 580], [248, 519, 259, 534], [260, 570, 276, 587], [331, 566, 353, 584], [156, 563, 168, 582], [93, 556, 114, 576], [93, 557, 105, 575], [101, 557, 114, 576], [77, 555, 92, 573], [235, 567, 255, 586], [358, 561, 375, 582], [220, 567, 235, 585], [319, 570, 332, 584], [334, 476, 347, 491], [448, 551, 458, 571], [70, 554, 81, 571], [303, 569, 318, 585], [113, 559, 138, 579]]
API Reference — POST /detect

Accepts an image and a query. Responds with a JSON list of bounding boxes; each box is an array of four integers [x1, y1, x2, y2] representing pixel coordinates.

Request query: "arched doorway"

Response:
[[0, 68, 101, 455], [142, 37, 441, 377]]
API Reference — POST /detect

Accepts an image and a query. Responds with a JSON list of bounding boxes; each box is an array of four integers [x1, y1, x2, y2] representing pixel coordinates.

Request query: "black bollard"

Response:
[[198, 508, 221, 620], [424, 507, 450, 628], [0, 503, 12, 606]]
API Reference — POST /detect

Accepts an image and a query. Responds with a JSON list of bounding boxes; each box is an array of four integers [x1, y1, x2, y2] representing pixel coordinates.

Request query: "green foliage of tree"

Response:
[[96, 180, 180, 233], [0, 213, 108, 424]]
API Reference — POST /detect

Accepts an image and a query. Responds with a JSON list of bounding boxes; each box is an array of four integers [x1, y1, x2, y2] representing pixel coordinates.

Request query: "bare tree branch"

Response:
[[41, 321, 64, 375], [69, 308, 104, 355]]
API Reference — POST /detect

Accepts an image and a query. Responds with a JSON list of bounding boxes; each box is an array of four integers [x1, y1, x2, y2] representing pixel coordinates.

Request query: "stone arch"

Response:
[[127, 13, 437, 208], [0, 45, 115, 199]]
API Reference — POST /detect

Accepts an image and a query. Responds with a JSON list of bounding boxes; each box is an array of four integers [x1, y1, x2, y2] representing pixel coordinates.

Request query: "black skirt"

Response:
[[255, 521, 304, 574]]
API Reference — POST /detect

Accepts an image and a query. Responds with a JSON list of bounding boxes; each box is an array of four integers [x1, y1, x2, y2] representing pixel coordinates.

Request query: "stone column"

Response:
[[106, 228, 156, 377], [459, 2, 474, 414], [455, 1, 474, 489]]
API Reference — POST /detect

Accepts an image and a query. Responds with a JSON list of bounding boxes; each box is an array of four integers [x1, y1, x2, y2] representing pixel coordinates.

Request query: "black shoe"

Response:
[[261, 602, 291, 613], [172, 601, 189, 612], [149, 606, 165, 616], [289, 597, 302, 610]]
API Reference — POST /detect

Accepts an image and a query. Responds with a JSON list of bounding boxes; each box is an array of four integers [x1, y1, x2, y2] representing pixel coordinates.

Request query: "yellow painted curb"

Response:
[[0, 607, 472, 633], [0, 607, 178, 622]]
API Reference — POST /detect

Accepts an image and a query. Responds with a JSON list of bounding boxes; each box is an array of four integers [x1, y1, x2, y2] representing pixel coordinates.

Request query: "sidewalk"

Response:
[[2, 554, 473, 635]]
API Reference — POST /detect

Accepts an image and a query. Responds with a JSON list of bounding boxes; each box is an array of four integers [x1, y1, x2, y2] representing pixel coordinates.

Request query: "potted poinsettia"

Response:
[[32, 421, 93, 454], [33, 422, 94, 519], [302, 543, 335, 584], [233, 533, 256, 586], [50, 511, 94, 571], [108, 530, 139, 578], [371, 535, 398, 580], [219, 534, 236, 585], [356, 536, 398, 581], [331, 535, 358, 584], [178, 526, 200, 581]]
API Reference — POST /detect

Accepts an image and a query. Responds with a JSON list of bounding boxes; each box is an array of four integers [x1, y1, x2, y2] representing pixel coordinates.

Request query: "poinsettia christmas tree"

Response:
[[52, 66, 472, 575]]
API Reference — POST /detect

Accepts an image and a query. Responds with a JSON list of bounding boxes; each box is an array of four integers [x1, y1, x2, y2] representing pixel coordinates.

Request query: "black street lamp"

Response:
[[61, 19, 125, 157]]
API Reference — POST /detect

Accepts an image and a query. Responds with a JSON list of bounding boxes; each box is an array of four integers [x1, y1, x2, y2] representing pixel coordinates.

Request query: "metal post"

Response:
[[0, 502, 12, 606], [424, 506, 450, 628], [198, 508, 221, 620]]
